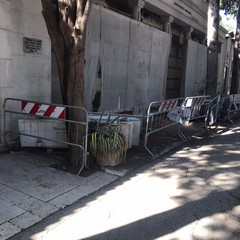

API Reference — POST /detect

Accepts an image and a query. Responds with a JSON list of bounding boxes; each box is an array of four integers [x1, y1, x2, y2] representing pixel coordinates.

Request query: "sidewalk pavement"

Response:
[[1, 121, 240, 239], [0, 151, 120, 240]]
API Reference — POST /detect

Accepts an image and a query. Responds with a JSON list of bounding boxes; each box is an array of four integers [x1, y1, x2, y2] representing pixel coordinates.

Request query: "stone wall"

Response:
[[0, 0, 51, 142]]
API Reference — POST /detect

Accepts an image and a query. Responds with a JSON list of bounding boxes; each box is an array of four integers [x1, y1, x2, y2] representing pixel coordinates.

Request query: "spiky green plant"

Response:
[[88, 114, 128, 166]]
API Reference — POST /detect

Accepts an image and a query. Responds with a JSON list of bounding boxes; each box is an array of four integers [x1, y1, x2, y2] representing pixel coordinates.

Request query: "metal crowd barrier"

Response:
[[205, 94, 240, 124], [144, 96, 212, 157], [178, 95, 211, 139], [144, 98, 184, 157], [3, 98, 89, 175], [224, 94, 240, 123]]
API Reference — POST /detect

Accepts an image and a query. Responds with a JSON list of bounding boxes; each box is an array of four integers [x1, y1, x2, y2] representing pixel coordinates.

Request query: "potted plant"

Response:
[[88, 114, 128, 167]]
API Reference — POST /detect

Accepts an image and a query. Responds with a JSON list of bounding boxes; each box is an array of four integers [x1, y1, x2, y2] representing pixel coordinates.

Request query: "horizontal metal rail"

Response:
[[144, 98, 185, 158], [3, 98, 89, 175]]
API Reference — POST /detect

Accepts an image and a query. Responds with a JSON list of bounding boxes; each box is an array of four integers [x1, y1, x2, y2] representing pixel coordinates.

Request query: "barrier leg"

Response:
[[225, 111, 234, 124], [77, 150, 90, 175], [77, 160, 85, 176], [178, 124, 186, 140], [144, 133, 157, 158]]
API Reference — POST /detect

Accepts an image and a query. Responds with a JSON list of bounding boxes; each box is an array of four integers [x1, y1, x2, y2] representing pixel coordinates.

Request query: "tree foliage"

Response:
[[220, 14, 236, 32], [220, 0, 239, 16]]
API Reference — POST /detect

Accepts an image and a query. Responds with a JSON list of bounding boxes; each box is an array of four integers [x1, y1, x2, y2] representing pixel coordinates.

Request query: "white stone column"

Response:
[[128, 0, 145, 21]]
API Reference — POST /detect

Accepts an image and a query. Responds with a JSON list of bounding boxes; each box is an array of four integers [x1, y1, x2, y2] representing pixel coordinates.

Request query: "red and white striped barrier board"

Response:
[[158, 99, 178, 112], [186, 97, 206, 107], [21, 101, 65, 119]]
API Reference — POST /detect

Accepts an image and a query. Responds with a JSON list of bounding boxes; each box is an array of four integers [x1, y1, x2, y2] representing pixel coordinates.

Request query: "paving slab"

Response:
[[0, 223, 20, 240], [9, 212, 42, 230], [0, 150, 119, 240]]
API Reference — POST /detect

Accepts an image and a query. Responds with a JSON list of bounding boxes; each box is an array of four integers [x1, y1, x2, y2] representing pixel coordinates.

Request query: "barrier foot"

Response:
[[77, 163, 85, 176], [178, 126, 186, 141], [225, 116, 234, 124], [77, 152, 89, 176], [203, 123, 210, 133], [144, 144, 157, 159]]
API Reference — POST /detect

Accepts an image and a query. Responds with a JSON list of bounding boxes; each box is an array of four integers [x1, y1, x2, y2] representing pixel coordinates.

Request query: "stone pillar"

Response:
[[162, 15, 174, 33], [128, 0, 145, 21], [183, 26, 193, 42]]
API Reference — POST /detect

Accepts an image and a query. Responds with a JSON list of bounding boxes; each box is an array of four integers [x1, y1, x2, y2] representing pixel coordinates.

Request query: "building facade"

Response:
[[0, 0, 233, 143], [77, 0, 232, 114]]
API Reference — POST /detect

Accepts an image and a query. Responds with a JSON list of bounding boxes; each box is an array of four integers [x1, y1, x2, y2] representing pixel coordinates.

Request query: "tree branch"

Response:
[[80, 0, 91, 33], [75, 0, 92, 40], [76, 0, 83, 17], [58, 0, 75, 49]]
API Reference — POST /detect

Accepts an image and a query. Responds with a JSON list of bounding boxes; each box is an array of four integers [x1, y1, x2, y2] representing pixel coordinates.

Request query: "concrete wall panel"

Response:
[[124, 21, 139, 111], [0, 0, 11, 30], [85, 6, 101, 110], [11, 9, 48, 38], [12, 55, 50, 78], [85, 6, 171, 113], [100, 9, 130, 112], [12, 54, 51, 100], [0, 87, 13, 139], [135, 26, 152, 110], [185, 40, 207, 96], [0, 59, 12, 87], [11, 0, 43, 15], [0, 30, 12, 59], [13, 76, 50, 101]]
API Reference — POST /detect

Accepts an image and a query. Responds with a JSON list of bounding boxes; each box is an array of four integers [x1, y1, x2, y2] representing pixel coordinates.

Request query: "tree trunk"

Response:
[[230, 4, 240, 94], [41, 0, 92, 169], [67, 43, 86, 167], [206, 0, 220, 97]]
